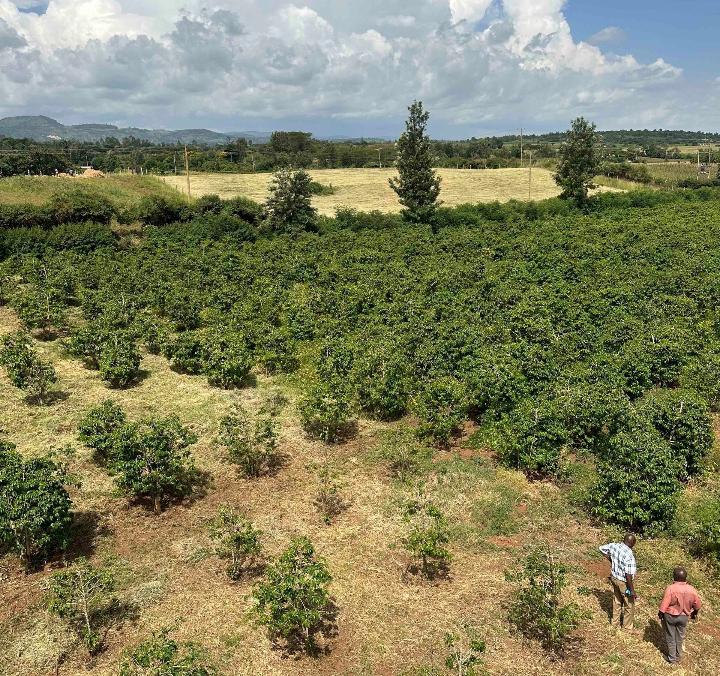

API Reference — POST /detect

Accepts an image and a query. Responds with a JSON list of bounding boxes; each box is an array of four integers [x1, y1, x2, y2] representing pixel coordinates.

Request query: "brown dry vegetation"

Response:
[[1, 303, 719, 676], [161, 168, 566, 216]]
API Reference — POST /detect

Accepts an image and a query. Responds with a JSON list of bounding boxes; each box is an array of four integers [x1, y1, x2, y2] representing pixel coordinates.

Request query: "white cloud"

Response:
[[588, 26, 626, 46], [0, 0, 710, 134]]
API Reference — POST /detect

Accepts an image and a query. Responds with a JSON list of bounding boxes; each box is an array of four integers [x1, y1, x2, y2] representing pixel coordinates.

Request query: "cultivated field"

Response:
[[162, 168, 563, 215]]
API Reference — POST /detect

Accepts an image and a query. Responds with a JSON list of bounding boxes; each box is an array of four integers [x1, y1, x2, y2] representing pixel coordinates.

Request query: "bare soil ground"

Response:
[[1, 304, 719, 676]]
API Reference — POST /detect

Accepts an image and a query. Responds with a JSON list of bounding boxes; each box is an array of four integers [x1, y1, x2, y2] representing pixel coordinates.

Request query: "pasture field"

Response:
[[162, 167, 563, 215], [0, 174, 178, 210], [645, 161, 719, 185], [2, 190, 720, 675]]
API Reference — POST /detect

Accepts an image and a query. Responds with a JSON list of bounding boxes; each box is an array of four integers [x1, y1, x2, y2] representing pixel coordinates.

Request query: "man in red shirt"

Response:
[[658, 567, 702, 665]]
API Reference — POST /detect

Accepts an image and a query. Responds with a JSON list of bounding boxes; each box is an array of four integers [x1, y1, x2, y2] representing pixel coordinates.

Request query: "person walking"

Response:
[[658, 567, 701, 665], [599, 534, 638, 630]]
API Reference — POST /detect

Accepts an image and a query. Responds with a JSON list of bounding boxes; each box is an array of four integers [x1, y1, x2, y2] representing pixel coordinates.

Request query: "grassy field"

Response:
[[645, 162, 718, 185], [2, 301, 719, 675], [0, 175, 179, 210], [162, 168, 564, 215]]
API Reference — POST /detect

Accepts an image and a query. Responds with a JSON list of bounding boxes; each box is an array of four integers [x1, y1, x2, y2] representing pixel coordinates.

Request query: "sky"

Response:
[[0, 0, 718, 138]]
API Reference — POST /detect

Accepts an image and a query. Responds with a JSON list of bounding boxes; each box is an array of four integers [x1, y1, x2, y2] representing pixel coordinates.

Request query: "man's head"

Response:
[[623, 533, 637, 549], [673, 567, 688, 582]]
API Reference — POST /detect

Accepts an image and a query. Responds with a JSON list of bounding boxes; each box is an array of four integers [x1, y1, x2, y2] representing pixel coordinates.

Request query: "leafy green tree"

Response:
[[389, 101, 442, 229], [45, 558, 116, 654], [78, 400, 127, 465], [208, 505, 263, 580], [0, 443, 73, 563], [113, 417, 200, 514], [590, 420, 681, 532], [402, 498, 452, 578], [220, 404, 278, 477], [0, 330, 58, 404], [252, 537, 333, 651], [119, 628, 217, 676], [506, 548, 584, 654], [554, 117, 599, 208], [262, 168, 317, 234]]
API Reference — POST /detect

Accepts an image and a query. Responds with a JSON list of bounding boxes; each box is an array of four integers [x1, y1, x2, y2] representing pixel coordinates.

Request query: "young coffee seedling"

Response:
[[444, 623, 486, 676], [0, 331, 58, 404], [119, 627, 217, 675], [252, 537, 333, 652], [311, 454, 346, 525], [207, 505, 262, 580], [45, 558, 116, 654], [220, 404, 278, 478], [506, 547, 585, 654], [402, 496, 452, 578]]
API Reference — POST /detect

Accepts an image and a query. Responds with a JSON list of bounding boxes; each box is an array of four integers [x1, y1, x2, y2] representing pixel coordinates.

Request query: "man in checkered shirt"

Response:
[[599, 534, 638, 630]]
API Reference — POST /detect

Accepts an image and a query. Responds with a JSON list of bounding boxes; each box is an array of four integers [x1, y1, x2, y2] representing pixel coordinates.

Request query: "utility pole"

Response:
[[173, 152, 177, 175], [378, 148, 382, 169], [184, 145, 191, 199], [528, 151, 533, 200], [520, 127, 524, 168]]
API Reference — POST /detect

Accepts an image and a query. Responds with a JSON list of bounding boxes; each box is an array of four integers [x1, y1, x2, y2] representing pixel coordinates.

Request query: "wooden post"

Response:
[[520, 127, 524, 168], [528, 151, 533, 200], [184, 146, 191, 199]]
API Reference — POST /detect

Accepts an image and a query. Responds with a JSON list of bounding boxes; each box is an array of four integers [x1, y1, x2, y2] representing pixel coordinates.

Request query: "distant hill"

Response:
[[0, 116, 271, 145]]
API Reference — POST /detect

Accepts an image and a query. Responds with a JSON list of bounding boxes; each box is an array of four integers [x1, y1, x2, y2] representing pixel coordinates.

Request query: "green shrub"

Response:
[[45, 558, 116, 654], [203, 330, 252, 389], [49, 190, 115, 225], [681, 351, 720, 412], [78, 400, 127, 464], [460, 347, 528, 420], [193, 194, 225, 217], [496, 398, 568, 479], [298, 377, 356, 443], [163, 331, 205, 374], [377, 429, 433, 482], [219, 405, 278, 478], [224, 196, 262, 224], [112, 417, 200, 514], [0, 443, 73, 563], [444, 623, 487, 676], [635, 388, 713, 479], [506, 548, 584, 654], [352, 340, 412, 420], [255, 326, 298, 375], [119, 628, 216, 676], [309, 181, 337, 196], [98, 334, 141, 388], [589, 421, 681, 532], [412, 377, 467, 447], [136, 195, 184, 227], [13, 284, 68, 338], [252, 537, 333, 651], [208, 505, 263, 580], [402, 498, 452, 578], [311, 457, 346, 525], [0, 331, 58, 404], [65, 323, 107, 369], [677, 486, 720, 568]]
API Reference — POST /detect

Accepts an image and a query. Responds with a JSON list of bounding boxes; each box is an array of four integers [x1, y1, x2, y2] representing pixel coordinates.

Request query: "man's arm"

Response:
[[658, 586, 671, 619], [625, 573, 637, 600], [599, 544, 611, 561], [691, 591, 702, 619]]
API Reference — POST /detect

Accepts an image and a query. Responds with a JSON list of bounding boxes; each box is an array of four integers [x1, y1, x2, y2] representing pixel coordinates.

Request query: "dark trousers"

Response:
[[662, 613, 689, 663]]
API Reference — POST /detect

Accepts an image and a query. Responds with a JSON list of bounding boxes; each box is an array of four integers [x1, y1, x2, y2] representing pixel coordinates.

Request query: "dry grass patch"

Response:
[[161, 168, 565, 216]]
